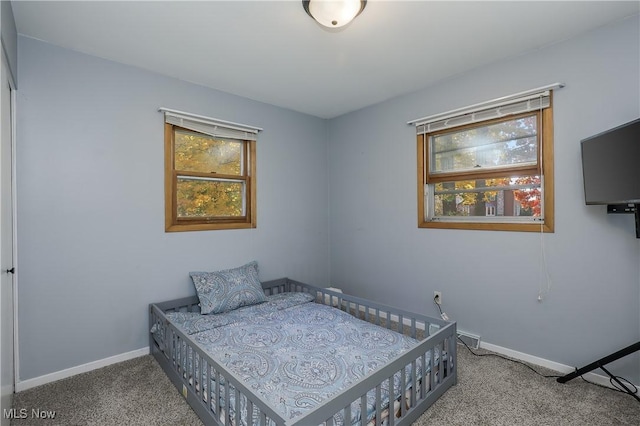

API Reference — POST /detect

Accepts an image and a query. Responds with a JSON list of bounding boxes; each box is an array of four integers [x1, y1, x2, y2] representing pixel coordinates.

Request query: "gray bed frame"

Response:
[[149, 278, 457, 426]]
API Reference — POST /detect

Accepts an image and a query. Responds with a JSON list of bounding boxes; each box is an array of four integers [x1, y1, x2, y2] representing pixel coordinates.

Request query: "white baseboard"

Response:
[[479, 341, 632, 391], [15, 347, 149, 392]]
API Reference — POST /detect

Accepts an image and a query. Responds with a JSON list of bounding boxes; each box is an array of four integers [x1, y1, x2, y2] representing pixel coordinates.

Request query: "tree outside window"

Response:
[[418, 104, 554, 232], [165, 123, 256, 232]]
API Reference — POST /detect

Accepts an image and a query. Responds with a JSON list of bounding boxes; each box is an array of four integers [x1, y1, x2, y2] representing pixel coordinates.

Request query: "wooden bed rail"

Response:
[[263, 278, 451, 340], [150, 278, 457, 426], [270, 279, 457, 425], [150, 303, 287, 425]]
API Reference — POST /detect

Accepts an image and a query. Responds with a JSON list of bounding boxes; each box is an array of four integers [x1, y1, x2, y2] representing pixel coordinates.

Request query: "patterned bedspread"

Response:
[[164, 293, 427, 425]]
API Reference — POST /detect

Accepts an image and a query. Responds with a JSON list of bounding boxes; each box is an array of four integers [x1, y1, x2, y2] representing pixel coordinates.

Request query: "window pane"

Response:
[[432, 176, 542, 218], [176, 177, 245, 218], [430, 115, 538, 174], [174, 129, 243, 175]]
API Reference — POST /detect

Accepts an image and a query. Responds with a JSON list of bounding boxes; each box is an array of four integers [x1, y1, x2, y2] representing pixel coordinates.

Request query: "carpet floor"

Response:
[[11, 346, 639, 425]]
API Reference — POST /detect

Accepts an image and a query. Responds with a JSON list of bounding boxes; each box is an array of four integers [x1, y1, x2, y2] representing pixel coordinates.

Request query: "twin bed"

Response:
[[149, 277, 457, 425]]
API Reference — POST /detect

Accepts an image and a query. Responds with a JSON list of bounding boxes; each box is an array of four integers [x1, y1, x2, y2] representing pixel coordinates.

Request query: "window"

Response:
[[414, 87, 558, 232], [162, 109, 259, 232]]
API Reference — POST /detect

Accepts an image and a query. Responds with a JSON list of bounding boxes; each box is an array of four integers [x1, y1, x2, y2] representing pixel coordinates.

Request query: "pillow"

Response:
[[189, 261, 267, 315]]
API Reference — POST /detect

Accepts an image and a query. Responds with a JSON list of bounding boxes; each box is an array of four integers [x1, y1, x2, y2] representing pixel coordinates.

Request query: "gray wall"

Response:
[[16, 15, 640, 385], [16, 37, 329, 380], [327, 15, 640, 382], [1, 0, 17, 86]]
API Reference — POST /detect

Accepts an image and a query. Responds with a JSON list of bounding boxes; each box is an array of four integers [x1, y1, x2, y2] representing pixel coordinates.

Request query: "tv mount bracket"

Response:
[[607, 203, 640, 239]]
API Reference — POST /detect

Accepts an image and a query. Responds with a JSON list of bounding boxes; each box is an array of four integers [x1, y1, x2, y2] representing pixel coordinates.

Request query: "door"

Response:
[[0, 52, 14, 425]]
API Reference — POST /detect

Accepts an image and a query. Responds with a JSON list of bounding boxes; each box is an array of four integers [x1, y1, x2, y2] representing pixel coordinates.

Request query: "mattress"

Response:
[[158, 293, 440, 425]]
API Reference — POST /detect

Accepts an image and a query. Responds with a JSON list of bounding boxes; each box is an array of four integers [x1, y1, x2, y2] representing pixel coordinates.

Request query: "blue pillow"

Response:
[[189, 261, 267, 315]]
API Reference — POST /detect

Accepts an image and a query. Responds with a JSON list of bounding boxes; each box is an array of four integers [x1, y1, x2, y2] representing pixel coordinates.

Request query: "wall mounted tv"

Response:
[[581, 118, 640, 237]]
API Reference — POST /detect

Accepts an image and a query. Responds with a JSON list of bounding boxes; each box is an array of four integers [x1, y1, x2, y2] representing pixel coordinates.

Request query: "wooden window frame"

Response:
[[164, 123, 257, 232], [417, 105, 554, 233]]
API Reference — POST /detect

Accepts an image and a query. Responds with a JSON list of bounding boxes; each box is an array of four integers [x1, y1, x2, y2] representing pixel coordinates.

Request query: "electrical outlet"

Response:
[[433, 291, 442, 305]]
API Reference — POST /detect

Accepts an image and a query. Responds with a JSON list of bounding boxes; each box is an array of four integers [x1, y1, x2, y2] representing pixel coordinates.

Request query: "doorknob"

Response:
[[6, 267, 14, 274]]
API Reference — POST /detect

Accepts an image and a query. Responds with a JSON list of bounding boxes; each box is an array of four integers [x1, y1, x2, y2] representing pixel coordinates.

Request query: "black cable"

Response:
[[458, 333, 639, 397], [434, 296, 637, 395], [434, 298, 444, 316], [456, 335, 563, 379], [609, 376, 638, 394], [579, 371, 638, 395]]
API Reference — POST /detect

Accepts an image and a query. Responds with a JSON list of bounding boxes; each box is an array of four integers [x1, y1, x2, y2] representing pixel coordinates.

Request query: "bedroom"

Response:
[[0, 1, 639, 424]]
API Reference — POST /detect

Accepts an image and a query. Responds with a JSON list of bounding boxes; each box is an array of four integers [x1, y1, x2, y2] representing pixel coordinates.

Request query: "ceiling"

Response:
[[11, 1, 640, 119]]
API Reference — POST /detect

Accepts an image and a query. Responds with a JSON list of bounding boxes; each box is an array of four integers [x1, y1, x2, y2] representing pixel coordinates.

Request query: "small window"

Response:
[[162, 109, 259, 232], [415, 89, 557, 232]]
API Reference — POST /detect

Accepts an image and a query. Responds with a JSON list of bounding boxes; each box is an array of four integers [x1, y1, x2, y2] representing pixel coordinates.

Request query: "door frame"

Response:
[[10, 58, 17, 394], [0, 46, 18, 404]]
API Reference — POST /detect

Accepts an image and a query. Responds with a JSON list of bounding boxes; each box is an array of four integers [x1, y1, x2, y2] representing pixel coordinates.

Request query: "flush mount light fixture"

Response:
[[302, 0, 367, 28]]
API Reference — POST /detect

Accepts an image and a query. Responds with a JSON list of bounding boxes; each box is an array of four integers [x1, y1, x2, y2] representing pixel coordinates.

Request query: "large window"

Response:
[[162, 109, 259, 232], [415, 88, 557, 232]]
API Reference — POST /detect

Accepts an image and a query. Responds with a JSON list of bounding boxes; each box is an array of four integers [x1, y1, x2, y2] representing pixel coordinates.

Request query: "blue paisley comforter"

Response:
[[165, 293, 429, 425]]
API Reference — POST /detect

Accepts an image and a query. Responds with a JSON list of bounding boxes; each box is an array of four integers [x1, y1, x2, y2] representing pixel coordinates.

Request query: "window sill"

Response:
[[165, 222, 256, 232], [418, 220, 554, 233]]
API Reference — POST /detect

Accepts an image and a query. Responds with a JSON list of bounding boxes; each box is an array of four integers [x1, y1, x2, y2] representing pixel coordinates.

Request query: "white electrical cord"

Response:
[[538, 228, 553, 301], [537, 96, 552, 302]]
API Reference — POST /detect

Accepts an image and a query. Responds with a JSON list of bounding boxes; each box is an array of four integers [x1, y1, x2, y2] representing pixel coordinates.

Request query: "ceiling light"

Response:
[[302, 0, 367, 29]]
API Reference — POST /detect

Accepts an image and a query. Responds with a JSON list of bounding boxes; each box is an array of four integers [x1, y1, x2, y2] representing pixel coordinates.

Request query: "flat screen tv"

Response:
[[581, 118, 640, 205]]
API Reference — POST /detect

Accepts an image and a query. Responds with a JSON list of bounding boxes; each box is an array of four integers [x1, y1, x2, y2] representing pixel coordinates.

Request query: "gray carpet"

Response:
[[11, 347, 639, 425]]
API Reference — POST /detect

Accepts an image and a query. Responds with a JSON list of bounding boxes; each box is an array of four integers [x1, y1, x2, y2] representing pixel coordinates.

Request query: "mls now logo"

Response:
[[3, 408, 27, 419], [4, 408, 57, 419]]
